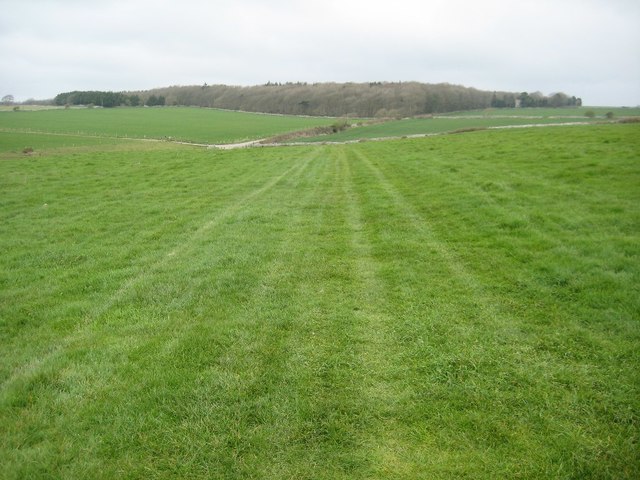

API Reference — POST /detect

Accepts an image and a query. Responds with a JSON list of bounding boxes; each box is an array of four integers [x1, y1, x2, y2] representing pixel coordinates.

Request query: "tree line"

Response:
[[133, 82, 582, 116], [132, 82, 508, 117], [53, 91, 165, 107], [515, 91, 581, 108], [52, 83, 581, 116]]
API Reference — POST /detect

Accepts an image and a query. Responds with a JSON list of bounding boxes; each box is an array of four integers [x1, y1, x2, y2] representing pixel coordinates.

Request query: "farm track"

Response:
[[262, 121, 596, 148], [352, 148, 495, 302], [336, 149, 412, 469], [339, 146, 507, 470], [0, 120, 600, 150]]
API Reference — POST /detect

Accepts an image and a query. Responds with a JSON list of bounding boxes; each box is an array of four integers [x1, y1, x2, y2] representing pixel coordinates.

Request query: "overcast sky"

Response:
[[1, 0, 639, 106]]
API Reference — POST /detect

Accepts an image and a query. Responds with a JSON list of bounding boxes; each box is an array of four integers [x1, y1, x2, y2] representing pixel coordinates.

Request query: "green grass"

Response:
[[0, 131, 141, 153], [294, 106, 640, 143], [440, 106, 640, 117], [297, 116, 592, 143], [1, 124, 639, 478], [0, 105, 66, 112], [0, 107, 338, 144]]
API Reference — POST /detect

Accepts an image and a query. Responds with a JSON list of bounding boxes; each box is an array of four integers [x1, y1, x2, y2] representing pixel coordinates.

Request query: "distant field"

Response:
[[0, 131, 143, 153], [3, 106, 638, 147], [295, 106, 640, 143], [0, 105, 65, 112], [1, 124, 638, 478], [440, 106, 640, 117], [0, 107, 338, 144]]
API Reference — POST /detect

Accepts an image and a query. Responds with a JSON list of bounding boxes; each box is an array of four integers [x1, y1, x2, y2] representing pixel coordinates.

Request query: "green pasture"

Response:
[[0, 105, 65, 112], [2, 106, 638, 147], [297, 116, 596, 143], [0, 107, 337, 144], [439, 106, 640, 117], [0, 130, 143, 153], [1, 123, 639, 478], [297, 106, 640, 143]]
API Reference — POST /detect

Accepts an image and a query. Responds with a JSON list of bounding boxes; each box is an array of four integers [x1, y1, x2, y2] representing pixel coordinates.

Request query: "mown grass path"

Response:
[[1, 125, 638, 478]]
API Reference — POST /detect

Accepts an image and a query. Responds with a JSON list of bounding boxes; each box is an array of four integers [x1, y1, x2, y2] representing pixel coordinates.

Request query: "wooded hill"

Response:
[[55, 82, 582, 117]]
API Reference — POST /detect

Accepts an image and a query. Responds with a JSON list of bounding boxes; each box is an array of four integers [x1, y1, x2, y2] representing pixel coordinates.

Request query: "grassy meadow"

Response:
[[439, 106, 640, 117], [0, 130, 144, 153], [295, 106, 640, 143], [0, 107, 338, 145], [0, 107, 639, 478]]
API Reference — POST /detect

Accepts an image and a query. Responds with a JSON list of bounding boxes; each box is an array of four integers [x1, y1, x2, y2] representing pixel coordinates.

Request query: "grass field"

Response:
[[1, 116, 639, 478], [439, 107, 640, 117], [294, 106, 640, 143], [0, 130, 145, 153], [0, 106, 66, 112], [0, 107, 338, 145], [3, 106, 638, 148]]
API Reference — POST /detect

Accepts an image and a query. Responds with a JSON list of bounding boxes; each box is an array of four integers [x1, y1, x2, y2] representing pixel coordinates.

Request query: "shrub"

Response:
[[330, 120, 350, 133], [449, 127, 489, 134], [618, 117, 640, 124]]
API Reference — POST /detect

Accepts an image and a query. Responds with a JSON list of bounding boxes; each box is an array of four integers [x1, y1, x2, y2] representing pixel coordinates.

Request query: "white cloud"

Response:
[[0, 0, 638, 105]]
